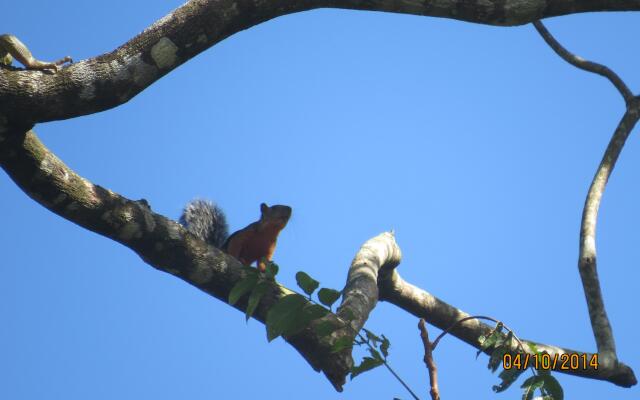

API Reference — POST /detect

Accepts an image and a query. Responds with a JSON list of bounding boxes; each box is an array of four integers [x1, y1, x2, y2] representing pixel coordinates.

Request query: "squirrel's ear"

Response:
[[260, 203, 268, 213]]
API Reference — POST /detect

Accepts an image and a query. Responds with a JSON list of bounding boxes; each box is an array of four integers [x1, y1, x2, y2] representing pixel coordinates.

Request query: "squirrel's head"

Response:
[[260, 203, 292, 228]]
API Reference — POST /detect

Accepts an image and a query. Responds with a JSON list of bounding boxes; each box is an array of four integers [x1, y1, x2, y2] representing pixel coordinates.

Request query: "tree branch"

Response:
[[418, 319, 440, 400], [305, 232, 404, 390], [3, 0, 640, 125], [577, 104, 640, 365], [0, 125, 416, 392], [532, 21, 634, 105], [2, 1, 639, 393], [378, 268, 637, 387], [533, 19, 640, 369], [337, 231, 402, 334], [1, 126, 637, 388], [0, 126, 353, 391]]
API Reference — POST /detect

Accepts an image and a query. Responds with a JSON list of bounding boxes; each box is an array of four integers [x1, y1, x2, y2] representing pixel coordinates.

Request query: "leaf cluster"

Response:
[[521, 369, 564, 400], [228, 263, 279, 321], [229, 267, 393, 381], [477, 323, 564, 400], [349, 329, 391, 379]]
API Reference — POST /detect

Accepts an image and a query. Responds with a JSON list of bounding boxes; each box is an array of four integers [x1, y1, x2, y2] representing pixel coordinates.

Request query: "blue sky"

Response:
[[2, 2, 639, 399]]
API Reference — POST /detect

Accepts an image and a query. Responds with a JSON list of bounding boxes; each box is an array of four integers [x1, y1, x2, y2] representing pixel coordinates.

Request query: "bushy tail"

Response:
[[180, 199, 229, 248]]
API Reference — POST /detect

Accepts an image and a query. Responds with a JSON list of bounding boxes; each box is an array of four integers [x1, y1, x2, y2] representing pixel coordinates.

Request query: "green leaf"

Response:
[[318, 288, 341, 308], [351, 356, 384, 379], [264, 262, 279, 279], [315, 320, 339, 338], [480, 332, 499, 351], [368, 347, 383, 362], [504, 331, 514, 350], [364, 328, 382, 345], [265, 294, 307, 342], [228, 273, 258, 305], [304, 303, 329, 319], [340, 307, 355, 322], [541, 374, 563, 400], [295, 271, 319, 296], [521, 375, 544, 400], [332, 336, 353, 353], [380, 335, 390, 358], [245, 281, 269, 321], [488, 347, 508, 372], [354, 336, 367, 346], [240, 264, 256, 273], [537, 365, 551, 376], [280, 304, 329, 337], [520, 375, 538, 387], [492, 366, 525, 393]]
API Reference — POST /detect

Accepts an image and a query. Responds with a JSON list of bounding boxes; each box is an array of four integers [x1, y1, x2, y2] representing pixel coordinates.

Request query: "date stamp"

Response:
[[503, 353, 598, 371]]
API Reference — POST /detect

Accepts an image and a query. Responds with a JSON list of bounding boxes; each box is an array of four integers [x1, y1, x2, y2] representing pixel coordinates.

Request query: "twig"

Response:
[[432, 315, 500, 349], [382, 361, 421, 400], [418, 319, 440, 400], [359, 332, 422, 400], [533, 20, 634, 105]]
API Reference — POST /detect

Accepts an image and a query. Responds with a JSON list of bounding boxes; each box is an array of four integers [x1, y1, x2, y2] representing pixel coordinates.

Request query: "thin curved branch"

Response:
[[533, 18, 640, 368], [3, 0, 640, 125], [378, 269, 637, 387], [532, 20, 634, 105], [578, 103, 640, 365]]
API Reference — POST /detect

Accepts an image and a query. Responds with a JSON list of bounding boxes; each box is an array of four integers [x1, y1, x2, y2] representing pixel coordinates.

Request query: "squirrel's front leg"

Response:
[[0, 34, 72, 72], [257, 242, 278, 272], [257, 258, 267, 273]]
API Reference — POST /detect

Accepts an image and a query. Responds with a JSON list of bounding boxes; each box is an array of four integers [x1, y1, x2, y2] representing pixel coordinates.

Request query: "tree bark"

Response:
[[3, 0, 640, 125], [1, 0, 638, 392]]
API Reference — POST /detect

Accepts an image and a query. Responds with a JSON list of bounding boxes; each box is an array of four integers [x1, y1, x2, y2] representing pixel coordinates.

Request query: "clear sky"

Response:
[[2, 2, 639, 399]]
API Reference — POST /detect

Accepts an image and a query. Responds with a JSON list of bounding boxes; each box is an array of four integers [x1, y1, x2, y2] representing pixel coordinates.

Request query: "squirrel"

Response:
[[180, 200, 292, 272]]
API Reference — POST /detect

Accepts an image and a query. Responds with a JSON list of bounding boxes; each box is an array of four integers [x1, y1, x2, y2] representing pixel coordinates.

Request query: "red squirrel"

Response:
[[181, 200, 291, 272]]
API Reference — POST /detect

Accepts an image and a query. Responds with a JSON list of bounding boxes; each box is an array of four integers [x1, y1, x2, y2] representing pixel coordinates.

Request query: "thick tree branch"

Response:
[[302, 232, 404, 390], [533, 19, 640, 369], [3, 0, 640, 126], [0, 126, 354, 391], [377, 267, 637, 387], [0, 125, 418, 392], [1, 126, 637, 389], [2, 2, 639, 393], [337, 232, 402, 334]]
